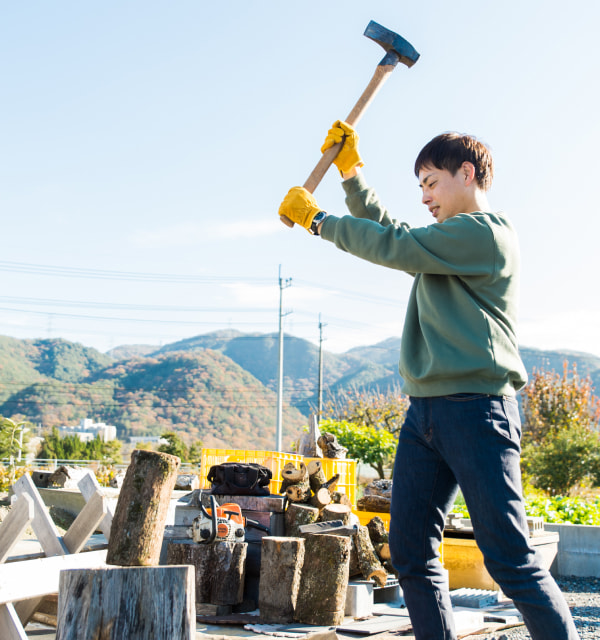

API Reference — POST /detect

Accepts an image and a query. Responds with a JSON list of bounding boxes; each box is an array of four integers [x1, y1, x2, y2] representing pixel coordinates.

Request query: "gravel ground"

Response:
[[467, 576, 600, 639]]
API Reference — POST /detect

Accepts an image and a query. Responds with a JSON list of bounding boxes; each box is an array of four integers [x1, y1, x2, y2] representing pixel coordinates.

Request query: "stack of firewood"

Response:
[[357, 479, 392, 513], [280, 461, 395, 587]]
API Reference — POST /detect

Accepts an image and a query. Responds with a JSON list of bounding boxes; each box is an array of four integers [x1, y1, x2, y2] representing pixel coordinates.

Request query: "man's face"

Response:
[[418, 164, 471, 223]]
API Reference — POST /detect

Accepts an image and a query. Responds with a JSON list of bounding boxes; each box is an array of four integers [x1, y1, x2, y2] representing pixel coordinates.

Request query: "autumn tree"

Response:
[[521, 362, 600, 495], [319, 418, 396, 479], [321, 387, 408, 477]]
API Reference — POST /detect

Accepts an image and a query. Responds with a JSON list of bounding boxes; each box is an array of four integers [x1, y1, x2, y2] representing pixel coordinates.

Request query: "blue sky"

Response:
[[1, 1, 599, 359]]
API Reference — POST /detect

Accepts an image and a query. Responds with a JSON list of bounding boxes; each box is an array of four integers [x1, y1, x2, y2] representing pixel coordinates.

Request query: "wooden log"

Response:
[[307, 459, 327, 492], [321, 503, 351, 525], [106, 449, 180, 566], [364, 479, 393, 499], [279, 462, 306, 494], [258, 537, 305, 623], [167, 541, 246, 606], [294, 533, 351, 626], [317, 433, 347, 459], [367, 516, 389, 544], [284, 503, 319, 537], [322, 473, 340, 493], [56, 566, 195, 640], [285, 476, 311, 503], [375, 542, 391, 561], [354, 525, 387, 587], [356, 494, 391, 513], [330, 491, 351, 507], [309, 488, 332, 510]]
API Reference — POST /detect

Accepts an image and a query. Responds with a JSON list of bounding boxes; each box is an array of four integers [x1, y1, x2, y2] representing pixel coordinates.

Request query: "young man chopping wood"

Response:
[[278, 121, 579, 640]]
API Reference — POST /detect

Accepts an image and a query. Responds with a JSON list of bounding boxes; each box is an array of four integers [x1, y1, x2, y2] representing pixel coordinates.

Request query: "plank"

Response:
[[0, 494, 34, 564], [77, 471, 113, 539], [12, 474, 65, 557], [0, 549, 107, 604], [62, 490, 106, 554], [0, 602, 28, 640]]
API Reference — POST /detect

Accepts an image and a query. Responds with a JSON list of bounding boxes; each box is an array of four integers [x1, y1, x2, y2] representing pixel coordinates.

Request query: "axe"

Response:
[[281, 21, 420, 227]]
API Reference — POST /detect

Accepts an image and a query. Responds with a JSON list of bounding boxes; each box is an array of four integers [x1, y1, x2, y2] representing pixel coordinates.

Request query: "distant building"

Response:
[[58, 418, 117, 443], [128, 436, 169, 446]]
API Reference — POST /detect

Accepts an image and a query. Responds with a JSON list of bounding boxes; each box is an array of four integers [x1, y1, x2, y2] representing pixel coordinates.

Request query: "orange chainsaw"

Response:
[[190, 494, 269, 544]]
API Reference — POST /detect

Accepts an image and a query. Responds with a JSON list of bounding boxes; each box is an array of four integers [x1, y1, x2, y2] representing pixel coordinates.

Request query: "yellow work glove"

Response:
[[278, 187, 322, 232], [321, 120, 364, 175]]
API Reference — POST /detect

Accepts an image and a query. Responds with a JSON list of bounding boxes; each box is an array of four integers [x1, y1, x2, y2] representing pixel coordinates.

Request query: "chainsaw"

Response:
[[190, 494, 270, 544]]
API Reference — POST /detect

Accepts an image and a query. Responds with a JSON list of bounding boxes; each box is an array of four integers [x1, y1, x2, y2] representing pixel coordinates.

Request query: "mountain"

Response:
[[1, 331, 599, 452]]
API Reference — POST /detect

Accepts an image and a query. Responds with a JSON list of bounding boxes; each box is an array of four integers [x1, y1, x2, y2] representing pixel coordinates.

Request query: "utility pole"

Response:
[[276, 266, 292, 451], [318, 314, 327, 420]]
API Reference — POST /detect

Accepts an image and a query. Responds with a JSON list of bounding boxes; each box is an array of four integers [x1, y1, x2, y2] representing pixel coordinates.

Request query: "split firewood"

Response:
[[374, 542, 391, 561], [353, 525, 387, 587], [307, 460, 327, 492], [294, 533, 351, 626], [364, 479, 393, 500], [259, 537, 305, 623], [279, 461, 308, 493], [286, 479, 312, 503], [317, 433, 348, 459], [322, 473, 340, 493], [309, 488, 332, 510], [367, 516, 389, 544], [356, 494, 391, 513], [330, 491, 351, 507], [321, 503, 351, 526], [285, 503, 319, 537]]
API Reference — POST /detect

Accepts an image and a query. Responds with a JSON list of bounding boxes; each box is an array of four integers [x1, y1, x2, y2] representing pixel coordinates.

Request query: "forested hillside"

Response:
[[0, 332, 599, 452]]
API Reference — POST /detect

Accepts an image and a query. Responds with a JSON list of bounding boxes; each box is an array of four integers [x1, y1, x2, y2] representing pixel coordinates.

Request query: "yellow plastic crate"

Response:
[[200, 449, 357, 503], [199, 448, 304, 495], [353, 509, 391, 530]]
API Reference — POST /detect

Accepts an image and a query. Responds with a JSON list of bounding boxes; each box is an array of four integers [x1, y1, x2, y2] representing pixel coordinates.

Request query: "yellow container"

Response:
[[199, 448, 303, 496], [353, 509, 391, 530], [442, 532, 559, 591], [199, 449, 357, 502]]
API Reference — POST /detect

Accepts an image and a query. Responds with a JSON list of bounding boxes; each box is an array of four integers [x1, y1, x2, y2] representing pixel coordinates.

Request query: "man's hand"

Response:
[[278, 187, 321, 232], [321, 120, 364, 176]]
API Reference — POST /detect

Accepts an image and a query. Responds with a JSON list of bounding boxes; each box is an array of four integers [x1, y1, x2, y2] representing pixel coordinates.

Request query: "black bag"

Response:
[[207, 462, 272, 496]]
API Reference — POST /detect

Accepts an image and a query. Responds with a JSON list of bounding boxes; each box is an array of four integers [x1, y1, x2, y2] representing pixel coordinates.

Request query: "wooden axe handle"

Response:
[[280, 64, 396, 228]]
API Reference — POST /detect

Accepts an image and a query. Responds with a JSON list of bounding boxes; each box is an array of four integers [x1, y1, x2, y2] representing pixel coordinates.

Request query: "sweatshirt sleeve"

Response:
[[341, 173, 396, 226], [320, 211, 498, 278]]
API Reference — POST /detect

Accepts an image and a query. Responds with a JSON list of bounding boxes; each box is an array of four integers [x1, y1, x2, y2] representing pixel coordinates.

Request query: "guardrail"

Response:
[[1, 458, 197, 473]]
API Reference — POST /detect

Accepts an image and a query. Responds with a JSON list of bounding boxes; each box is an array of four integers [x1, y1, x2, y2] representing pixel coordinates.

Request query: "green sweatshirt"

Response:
[[319, 174, 528, 397]]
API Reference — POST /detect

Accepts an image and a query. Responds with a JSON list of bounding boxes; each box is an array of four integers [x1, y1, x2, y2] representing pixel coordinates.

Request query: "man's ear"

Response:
[[462, 162, 476, 186]]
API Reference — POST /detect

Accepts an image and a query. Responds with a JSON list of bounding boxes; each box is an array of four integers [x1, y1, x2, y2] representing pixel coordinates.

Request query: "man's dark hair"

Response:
[[414, 132, 494, 191]]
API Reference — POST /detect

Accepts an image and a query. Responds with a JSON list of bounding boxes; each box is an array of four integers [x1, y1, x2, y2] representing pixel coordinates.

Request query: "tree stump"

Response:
[[330, 491, 351, 507], [107, 449, 180, 566], [321, 503, 351, 525], [354, 525, 387, 587], [285, 503, 319, 537], [258, 537, 305, 623], [167, 541, 246, 605], [56, 566, 195, 640], [294, 533, 351, 626]]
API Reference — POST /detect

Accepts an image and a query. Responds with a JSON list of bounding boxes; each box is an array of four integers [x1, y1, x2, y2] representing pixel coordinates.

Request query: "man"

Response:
[[278, 121, 579, 640]]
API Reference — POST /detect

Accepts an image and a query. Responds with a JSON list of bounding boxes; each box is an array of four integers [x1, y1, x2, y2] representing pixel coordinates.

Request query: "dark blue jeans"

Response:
[[389, 394, 579, 640]]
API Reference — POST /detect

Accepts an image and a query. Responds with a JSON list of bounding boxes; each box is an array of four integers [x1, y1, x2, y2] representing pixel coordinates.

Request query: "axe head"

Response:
[[364, 20, 420, 68]]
